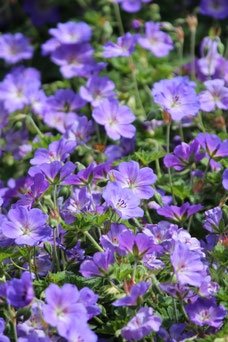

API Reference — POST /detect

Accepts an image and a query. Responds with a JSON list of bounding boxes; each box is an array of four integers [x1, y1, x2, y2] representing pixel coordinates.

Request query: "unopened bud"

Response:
[[163, 110, 172, 124], [176, 26, 184, 43], [187, 14, 198, 31]]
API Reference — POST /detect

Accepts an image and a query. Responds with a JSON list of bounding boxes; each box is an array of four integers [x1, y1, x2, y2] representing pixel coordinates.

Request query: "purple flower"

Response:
[[198, 37, 222, 77], [111, 161, 157, 199], [200, 0, 228, 19], [116, 0, 152, 13], [103, 33, 138, 58], [63, 163, 95, 186], [100, 223, 128, 256], [80, 249, 114, 277], [199, 275, 219, 298], [199, 79, 228, 112], [6, 272, 34, 308], [78, 287, 100, 319], [164, 139, 205, 170], [170, 242, 205, 287], [17, 173, 49, 208], [142, 252, 165, 270], [30, 139, 76, 165], [0, 66, 40, 112], [143, 221, 177, 247], [63, 115, 93, 145], [23, 0, 59, 27], [42, 283, 88, 336], [51, 43, 96, 78], [172, 229, 203, 254], [1, 206, 51, 246], [103, 182, 144, 219], [157, 202, 203, 223], [152, 76, 200, 120], [158, 323, 194, 342], [43, 88, 86, 117], [0, 318, 10, 342], [104, 137, 135, 161], [196, 133, 228, 159], [138, 21, 173, 57], [223, 169, 228, 190], [80, 75, 116, 107], [118, 230, 161, 256], [63, 321, 97, 342], [43, 112, 77, 134], [203, 207, 223, 233], [29, 161, 76, 184], [113, 281, 150, 306], [121, 307, 161, 341], [185, 297, 227, 328], [62, 186, 91, 224], [49, 21, 92, 44], [92, 99, 136, 140], [0, 33, 33, 64]]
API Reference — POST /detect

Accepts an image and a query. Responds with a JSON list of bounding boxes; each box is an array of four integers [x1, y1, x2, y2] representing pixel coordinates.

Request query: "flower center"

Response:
[[116, 198, 127, 209]]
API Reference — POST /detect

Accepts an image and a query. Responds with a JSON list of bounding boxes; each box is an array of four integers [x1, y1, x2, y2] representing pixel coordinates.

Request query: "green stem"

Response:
[[190, 29, 196, 80], [144, 205, 152, 224], [180, 298, 189, 321], [198, 112, 206, 133], [10, 258, 28, 272], [166, 123, 176, 205], [28, 248, 32, 274], [113, 2, 125, 36], [95, 123, 101, 144], [178, 41, 184, 76], [203, 157, 211, 183], [84, 231, 104, 252], [129, 56, 146, 118], [53, 229, 61, 272], [12, 317, 18, 342], [26, 115, 44, 140], [173, 297, 178, 322], [179, 121, 184, 142], [132, 260, 137, 282], [187, 215, 193, 233]]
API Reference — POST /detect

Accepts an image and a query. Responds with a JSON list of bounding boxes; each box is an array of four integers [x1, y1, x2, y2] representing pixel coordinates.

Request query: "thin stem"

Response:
[[129, 56, 146, 118], [53, 229, 61, 272], [173, 297, 178, 322], [179, 121, 184, 142], [190, 29, 196, 80], [12, 317, 18, 342], [26, 115, 44, 140], [113, 2, 124, 36], [10, 258, 28, 272], [198, 112, 206, 133], [178, 41, 184, 76], [95, 123, 101, 144], [180, 298, 189, 321], [187, 215, 193, 233], [144, 205, 152, 224], [166, 123, 176, 205], [84, 231, 104, 252], [203, 157, 211, 183], [28, 248, 32, 274], [132, 260, 137, 282]]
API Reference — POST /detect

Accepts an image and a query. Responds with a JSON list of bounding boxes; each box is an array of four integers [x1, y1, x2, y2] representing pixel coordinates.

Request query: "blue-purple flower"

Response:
[[152, 76, 200, 120], [115, 0, 152, 13], [80, 75, 116, 106], [121, 307, 161, 341], [100, 223, 128, 255], [1, 206, 51, 246], [80, 249, 114, 277], [222, 169, 228, 190], [111, 161, 157, 199], [138, 21, 173, 57], [185, 297, 227, 328], [102, 182, 144, 219], [103, 33, 138, 58], [0, 33, 33, 64], [113, 281, 150, 306], [203, 207, 223, 233], [199, 79, 228, 112], [196, 133, 228, 160], [157, 202, 203, 223], [49, 21, 92, 44], [6, 272, 34, 308], [42, 283, 88, 336], [200, 0, 228, 19], [164, 139, 205, 170], [92, 99, 136, 140], [170, 242, 205, 287]]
